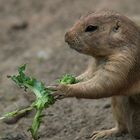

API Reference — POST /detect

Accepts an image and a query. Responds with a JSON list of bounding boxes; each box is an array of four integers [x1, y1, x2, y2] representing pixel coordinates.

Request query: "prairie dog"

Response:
[[52, 9, 140, 139]]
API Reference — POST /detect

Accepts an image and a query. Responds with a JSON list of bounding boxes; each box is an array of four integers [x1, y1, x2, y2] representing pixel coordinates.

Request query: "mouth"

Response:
[[67, 43, 82, 52], [65, 34, 83, 53]]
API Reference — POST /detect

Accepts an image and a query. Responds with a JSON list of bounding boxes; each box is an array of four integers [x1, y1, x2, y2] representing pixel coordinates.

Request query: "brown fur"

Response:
[[53, 9, 140, 139]]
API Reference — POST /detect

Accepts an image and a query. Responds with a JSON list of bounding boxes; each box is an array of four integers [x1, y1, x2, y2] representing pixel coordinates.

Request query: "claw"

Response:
[[47, 84, 59, 91], [91, 131, 107, 140], [50, 91, 65, 100], [53, 94, 65, 100], [90, 127, 120, 140], [47, 84, 68, 100], [90, 131, 100, 138]]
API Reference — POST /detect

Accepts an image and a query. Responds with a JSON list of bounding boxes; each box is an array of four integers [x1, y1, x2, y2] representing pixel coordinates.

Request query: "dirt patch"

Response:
[[0, 0, 140, 140]]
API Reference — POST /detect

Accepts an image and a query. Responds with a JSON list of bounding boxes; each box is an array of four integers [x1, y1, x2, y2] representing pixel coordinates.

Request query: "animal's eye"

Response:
[[113, 24, 120, 32], [85, 25, 98, 32]]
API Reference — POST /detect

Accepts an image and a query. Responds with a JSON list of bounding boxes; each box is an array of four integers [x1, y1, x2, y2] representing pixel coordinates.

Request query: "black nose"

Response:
[[65, 32, 69, 43]]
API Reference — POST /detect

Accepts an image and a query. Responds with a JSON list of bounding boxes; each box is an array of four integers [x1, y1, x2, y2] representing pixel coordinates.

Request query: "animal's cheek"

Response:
[[84, 37, 99, 49]]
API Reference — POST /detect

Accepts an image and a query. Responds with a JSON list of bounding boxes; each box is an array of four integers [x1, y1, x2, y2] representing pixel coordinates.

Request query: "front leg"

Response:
[[51, 69, 126, 99], [51, 52, 134, 99], [76, 58, 97, 81]]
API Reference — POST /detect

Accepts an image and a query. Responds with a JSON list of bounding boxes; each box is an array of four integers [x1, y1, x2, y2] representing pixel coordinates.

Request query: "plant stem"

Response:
[[30, 108, 43, 140], [0, 105, 34, 120]]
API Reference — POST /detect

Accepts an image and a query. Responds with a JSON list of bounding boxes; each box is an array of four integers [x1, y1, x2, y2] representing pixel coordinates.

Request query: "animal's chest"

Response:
[[112, 95, 140, 112]]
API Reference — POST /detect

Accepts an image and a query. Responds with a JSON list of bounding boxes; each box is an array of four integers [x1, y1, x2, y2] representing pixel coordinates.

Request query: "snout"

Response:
[[64, 29, 83, 53], [65, 30, 76, 45]]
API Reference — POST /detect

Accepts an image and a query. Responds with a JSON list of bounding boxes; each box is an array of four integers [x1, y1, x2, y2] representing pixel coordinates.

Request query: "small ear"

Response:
[[113, 20, 121, 32]]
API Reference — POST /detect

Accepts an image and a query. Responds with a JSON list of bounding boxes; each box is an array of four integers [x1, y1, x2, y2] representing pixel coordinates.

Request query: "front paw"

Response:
[[47, 84, 70, 100]]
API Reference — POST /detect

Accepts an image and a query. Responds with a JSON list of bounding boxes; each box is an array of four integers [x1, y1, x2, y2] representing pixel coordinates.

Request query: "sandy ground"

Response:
[[0, 0, 140, 140]]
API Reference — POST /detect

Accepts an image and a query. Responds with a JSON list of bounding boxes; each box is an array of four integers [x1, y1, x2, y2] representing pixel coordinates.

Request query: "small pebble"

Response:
[[103, 103, 111, 109], [11, 21, 28, 31]]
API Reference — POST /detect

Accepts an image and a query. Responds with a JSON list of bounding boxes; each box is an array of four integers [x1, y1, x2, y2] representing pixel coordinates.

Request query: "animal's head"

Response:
[[65, 9, 139, 58]]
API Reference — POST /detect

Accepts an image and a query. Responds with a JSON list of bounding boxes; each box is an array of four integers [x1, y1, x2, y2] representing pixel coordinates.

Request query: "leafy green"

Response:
[[1, 64, 79, 140], [58, 74, 79, 84], [8, 64, 55, 140]]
